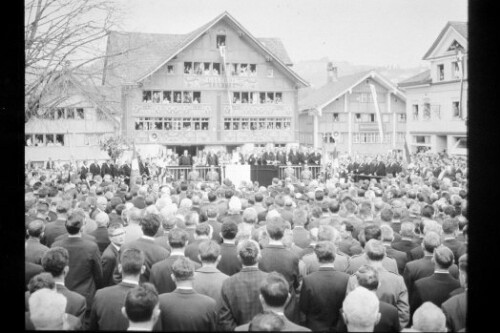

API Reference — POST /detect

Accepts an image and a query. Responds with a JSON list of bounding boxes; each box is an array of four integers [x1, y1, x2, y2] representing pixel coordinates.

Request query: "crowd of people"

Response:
[[24, 147, 468, 331]]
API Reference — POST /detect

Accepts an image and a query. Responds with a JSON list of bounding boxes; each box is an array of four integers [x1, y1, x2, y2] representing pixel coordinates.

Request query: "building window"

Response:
[[452, 62, 460, 79], [76, 108, 85, 119], [212, 63, 221, 75], [216, 35, 226, 48], [66, 108, 75, 119], [437, 64, 444, 81], [414, 135, 430, 144], [333, 113, 339, 122], [184, 62, 193, 74], [267, 67, 274, 78], [167, 65, 175, 74], [223, 117, 291, 131], [143, 91, 152, 103], [355, 113, 361, 122], [398, 113, 406, 122], [423, 103, 431, 120], [452, 101, 461, 118], [454, 137, 467, 149], [370, 114, 376, 123], [412, 104, 419, 120], [55, 134, 65, 146]]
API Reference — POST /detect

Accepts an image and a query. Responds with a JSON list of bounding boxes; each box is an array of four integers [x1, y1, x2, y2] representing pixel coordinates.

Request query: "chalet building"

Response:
[[398, 22, 467, 155], [103, 11, 309, 157], [25, 72, 120, 165], [299, 65, 407, 157]]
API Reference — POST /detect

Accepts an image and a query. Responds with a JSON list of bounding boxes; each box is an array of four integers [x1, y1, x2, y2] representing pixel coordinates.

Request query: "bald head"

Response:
[[95, 212, 110, 228], [343, 287, 380, 331], [412, 302, 446, 332]]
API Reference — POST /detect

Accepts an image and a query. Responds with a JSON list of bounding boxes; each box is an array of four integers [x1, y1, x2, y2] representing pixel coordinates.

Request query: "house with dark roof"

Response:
[[298, 64, 406, 157], [25, 69, 120, 164], [398, 21, 468, 155], [103, 11, 308, 157]]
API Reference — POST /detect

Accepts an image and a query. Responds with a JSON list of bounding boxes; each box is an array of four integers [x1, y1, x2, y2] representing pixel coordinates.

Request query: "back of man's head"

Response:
[[95, 211, 110, 228], [41, 247, 69, 278], [254, 193, 264, 203], [27, 219, 45, 238], [380, 225, 394, 242], [121, 248, 145, 276], [128, 207, 143, 225], [206, 207, 218, 219], [28, 272, 55, 294], [237, 239, 261, 266], [243, 207, 258, 224], [249, 311, 285, 331], [66, 210, 85, 235], [365, 239, 386, 262], [329, 199, 340, 214], [400, 221, 415, 238], [412, 302, 447, 332], [172, 256, 194, 281], [124, 283, 159, 324], [342, 286, 380, 331], [356, 265, 379, 291], [314, 241, 336, 263], [198, 240, 220, 263], [360, 225, 382, 247], [185, 211, 199, 227], [259, 272, 289, 308], [168, 228, 189, 248], [421, 205, 435, 218], [140, 213, 161, 237], [380, 208, 393, 223], [292, 208, 307, 227], [29, 288, 67, 330], [318, 225, 338, 242], [195, 222, 211, 237], [433, 245, 454, 269], [422, 231, 441, 253], [442, 217, 458, 235], [266, 217, 286, 240], [221, 220, 238, 240]]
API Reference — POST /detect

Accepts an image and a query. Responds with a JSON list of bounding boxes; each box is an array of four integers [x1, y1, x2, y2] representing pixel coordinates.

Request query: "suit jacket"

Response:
[[347, 267, 410, 328], [119, 237, 170, 283], [101, 243, 119, 287], [207, 219, 223, 244], [288, 151, 300, 165], [56, 283, 87, 322], [412, 273, 460, 314], [179, 155, 193, 166], [154, 289, 217, 331], [100, 163, 112, 177], [80, 166, 89, 179], [338, 238, 363, 256], [206, 153, 219, 166], [88, 281, 137, 331], [301, 251, 349, 274], [43, 219, 67, 247], [52, 236, 103, 308], [292, 226, 311, 249], [54, 232, 96, 243], [299, 267, 349, 331], [403, 255, 459, 303], [121, 164, 131, 177], [25, 261, 43, 290], [154, 234, 172, 251], [384, 244, 408, 275], [441, 292, 467, 332], [259, 244, 300, 290], [193, 266, 229, 304], [375, 162, 387, 176], [217, 243, 243, 276], [276, 152, 287, 165], [25, 238, 49, 265], [150, 254, 201, 294], [336, 300, 401, 333], [89, 163, 101, 177], [89, 226, 110, 254], [185, 238, 205, 264], [235, 313, 311, 331], [346, 253, 399, 275], [392, 238, 420, 256], [408, 245, 425, 261], [217, 266, 269, 331]]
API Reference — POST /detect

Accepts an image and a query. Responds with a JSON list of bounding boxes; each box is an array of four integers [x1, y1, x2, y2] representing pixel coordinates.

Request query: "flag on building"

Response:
[[403, 139, 412, 164]]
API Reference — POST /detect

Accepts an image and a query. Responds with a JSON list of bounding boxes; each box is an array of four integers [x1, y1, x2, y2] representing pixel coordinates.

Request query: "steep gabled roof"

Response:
[[398, 69, 432, 88], [423, 21, 468, 60], [299, 70, 405, 113], [103, 11, 306, 87]]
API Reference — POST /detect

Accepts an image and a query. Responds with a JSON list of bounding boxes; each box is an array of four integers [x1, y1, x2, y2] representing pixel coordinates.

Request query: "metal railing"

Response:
[[278, 165, 322, 180], [162, 166, 224, 182]]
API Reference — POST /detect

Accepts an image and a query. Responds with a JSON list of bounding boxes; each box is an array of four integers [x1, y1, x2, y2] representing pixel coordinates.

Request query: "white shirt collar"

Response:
[[176, 286, 193, 290], [112, 243, 120, 251], [122, 279, 139, 285], [68, 234, 82, 238], [141, 235, 155, 241]]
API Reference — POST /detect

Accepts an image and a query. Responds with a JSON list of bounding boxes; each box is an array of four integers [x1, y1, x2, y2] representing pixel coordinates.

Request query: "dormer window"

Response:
[[216, 35, 226, 48]]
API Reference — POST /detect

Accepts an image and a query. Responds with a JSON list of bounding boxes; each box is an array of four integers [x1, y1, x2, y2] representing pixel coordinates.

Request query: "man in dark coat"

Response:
[[411, 246, 460, 316], [206, 150, 219, 166], [118, 213, 170, 284], [299, 241, 349, 331], [89, 212, 110, 254], [80, 161, 89, 180], [89, 160, 101, 178], [25, 219, 49, 265], [217, 221, 243, 276], [155, 257, 217, 331], [441, 254, 467, 333], [43, 200, 71, 247], [150, 228, 201, 294], [179, 150, 193, 166], [89, 248, 145, 331], [276, 148, 287, 165], [288, 147, 300, 165], [51, 210, 103, 310], [100, 160, 112, 178], [101, 223, 125, 287], [391, 222, 420, 255]]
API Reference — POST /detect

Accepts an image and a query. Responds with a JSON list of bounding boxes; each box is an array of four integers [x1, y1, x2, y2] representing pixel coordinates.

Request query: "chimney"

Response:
[[327, 62, 338, 83]]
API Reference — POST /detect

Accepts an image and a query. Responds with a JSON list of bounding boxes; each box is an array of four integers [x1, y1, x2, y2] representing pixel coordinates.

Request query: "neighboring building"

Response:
[[399, 22, 468, 155], [298, 66, 406, 157], [25, 71, 121, 164], [103, 11, 309, 157]]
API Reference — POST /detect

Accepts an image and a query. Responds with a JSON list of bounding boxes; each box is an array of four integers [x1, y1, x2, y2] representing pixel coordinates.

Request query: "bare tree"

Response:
[[25, 0, 122, 120]]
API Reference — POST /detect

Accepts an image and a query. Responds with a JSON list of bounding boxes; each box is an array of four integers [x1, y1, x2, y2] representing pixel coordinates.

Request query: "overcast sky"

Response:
[[117, 0, 468, 68]]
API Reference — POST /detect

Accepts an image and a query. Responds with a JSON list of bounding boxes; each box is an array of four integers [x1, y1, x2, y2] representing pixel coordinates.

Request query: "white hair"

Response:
[[145, 205, 159, 215], [156, 197, 171, 210], [96, 196, 108, 206], [343, 287, 380, 330], [95, 212, 110, 227], [29, 288, 67, 330], [179, 198, 193, 209], [228, 196, 242, 212], [412, 302, 447, 332]]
